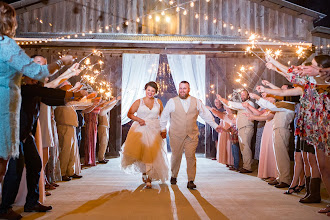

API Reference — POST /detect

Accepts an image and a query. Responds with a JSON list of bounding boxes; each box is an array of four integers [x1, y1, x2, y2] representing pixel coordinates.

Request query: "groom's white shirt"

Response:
[[160, 96, 218, 131]]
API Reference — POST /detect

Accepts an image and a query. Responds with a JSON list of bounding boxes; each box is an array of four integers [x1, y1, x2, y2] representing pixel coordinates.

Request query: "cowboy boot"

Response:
[[299, 178, 321, 203]]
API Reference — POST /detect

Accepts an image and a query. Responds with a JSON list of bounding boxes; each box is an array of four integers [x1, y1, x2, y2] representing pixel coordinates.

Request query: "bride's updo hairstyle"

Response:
[[144, 81, 159, 93], [0, 2, 17, 39]]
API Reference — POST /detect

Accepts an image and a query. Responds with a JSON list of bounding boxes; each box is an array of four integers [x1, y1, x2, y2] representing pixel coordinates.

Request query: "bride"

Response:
[[121, 81, 169, 188]]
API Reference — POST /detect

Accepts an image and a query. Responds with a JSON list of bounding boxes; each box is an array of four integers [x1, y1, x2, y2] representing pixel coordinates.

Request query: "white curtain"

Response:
[[167, 54, 206, 124], [122, 54, 160, 125]]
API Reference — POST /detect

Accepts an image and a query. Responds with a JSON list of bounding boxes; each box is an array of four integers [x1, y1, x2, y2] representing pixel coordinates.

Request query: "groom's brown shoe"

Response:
[[170, 177, 177, 185], [187, 181, 196, 189]]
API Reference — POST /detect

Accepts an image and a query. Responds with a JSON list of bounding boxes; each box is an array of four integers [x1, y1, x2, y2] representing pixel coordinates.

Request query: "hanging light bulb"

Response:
[[116, 26, 120, 31], [223, 23, 227, 27], [204, 15, 208, 20], [165, 16, 171, 23], [105, 26, 109, 30], [136, 17, 140, 22], [156, 15, 160, 22], [82, 33, 85, 36], [190, 2, 194, 7], [161, 11, 165, 16], [169, 0, 174, 5], [148, 15, 152, 19], [213, 18, 217, 24], [176, 7, 180, 12], [183, 10, 187, 15], [206, 0, 210, 2], [195, 13, 199, 19], [125, 20, 129, 25]]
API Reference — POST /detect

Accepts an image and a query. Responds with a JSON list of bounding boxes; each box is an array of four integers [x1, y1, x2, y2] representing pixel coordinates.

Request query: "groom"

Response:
[[160, 81, 221, 189]]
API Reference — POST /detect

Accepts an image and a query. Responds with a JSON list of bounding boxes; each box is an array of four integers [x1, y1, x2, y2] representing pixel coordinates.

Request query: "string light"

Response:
[[156, 16, 160, 22], [165, 16, 171, 23], [20, 0, 314, 49]]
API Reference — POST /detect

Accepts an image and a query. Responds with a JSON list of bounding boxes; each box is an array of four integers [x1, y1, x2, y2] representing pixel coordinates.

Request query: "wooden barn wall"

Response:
[[16, 0, 312, 41], [312, 36, 330, 55]]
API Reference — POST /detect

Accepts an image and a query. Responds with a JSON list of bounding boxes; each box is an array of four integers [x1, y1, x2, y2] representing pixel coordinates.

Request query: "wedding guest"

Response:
[[264, 55, 329, 208], [261, 80, 305, 194], [250, 93, 295, 188], [243, 98, 278, 182], [83, 101, 103, 166], [217, 90, 255, 173], [228, 120, 239, 171], [0, 2, 73, 195], [0, 70, 83, 218], [209, 99, 224, 160], [209, 107, 233, 167], [160, 81, 221, 189], [97, 97, 120, 163], [256, 85, 322, 202], [55, 83, 96, 181]]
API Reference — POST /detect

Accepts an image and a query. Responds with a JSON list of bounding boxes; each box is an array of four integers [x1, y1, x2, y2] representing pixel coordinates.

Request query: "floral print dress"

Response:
[[286, 69, 330, 156]]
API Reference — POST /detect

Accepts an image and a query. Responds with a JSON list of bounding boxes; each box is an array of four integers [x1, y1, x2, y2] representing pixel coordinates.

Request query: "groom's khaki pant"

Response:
[[170, 135, 198, 181]]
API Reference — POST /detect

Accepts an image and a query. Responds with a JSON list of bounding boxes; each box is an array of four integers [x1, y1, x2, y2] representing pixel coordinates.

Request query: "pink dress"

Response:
[[84, 107, 101, 166], [257, 115, 278, 179], [217, 116, 234, 166]]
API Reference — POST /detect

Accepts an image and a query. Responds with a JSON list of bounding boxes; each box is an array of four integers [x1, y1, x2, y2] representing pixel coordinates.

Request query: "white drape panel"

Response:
[[122, 54, 160, 125], [167, 54, 206, 124]]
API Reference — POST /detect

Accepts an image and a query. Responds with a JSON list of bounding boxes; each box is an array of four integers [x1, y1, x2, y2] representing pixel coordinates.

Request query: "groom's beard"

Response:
[[179, 93, 189, 99]]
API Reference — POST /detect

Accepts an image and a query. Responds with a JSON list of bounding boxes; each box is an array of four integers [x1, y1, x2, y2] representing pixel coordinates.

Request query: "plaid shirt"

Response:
[[228, 125, 239, 144]]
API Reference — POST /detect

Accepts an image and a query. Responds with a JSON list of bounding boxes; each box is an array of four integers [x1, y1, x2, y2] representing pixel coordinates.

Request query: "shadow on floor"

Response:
[[24, 183, 229, 219]]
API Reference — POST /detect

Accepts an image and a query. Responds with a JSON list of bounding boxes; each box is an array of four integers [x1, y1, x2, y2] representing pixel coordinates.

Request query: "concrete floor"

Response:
[[18, 155, 329, 220]]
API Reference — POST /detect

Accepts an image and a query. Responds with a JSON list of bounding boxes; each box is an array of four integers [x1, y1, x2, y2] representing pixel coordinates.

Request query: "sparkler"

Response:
[[296, 46, 306, 59], [78, 50, 103, 64], [246, 46, 266, 63]]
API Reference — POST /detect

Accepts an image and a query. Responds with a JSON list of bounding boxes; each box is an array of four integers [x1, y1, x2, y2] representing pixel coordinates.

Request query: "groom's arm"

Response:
[[160, 99, 175, 132], [196, 100, 218, 129]]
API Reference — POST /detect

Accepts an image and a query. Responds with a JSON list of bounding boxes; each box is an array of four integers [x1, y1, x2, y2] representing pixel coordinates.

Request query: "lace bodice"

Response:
[[136, 98, 160, 120]]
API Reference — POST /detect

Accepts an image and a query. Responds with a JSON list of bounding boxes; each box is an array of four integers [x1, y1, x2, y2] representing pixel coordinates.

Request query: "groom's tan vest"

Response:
[[169, 96, 199, 139]]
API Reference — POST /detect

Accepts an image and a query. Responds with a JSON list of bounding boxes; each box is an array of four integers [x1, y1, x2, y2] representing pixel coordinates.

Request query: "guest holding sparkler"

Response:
[[263, 55, 330, 215], [0, 3, 76, 214], [217, 90, 255, 173]]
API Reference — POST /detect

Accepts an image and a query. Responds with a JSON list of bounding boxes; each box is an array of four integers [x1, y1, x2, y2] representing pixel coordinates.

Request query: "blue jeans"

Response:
[[231, 143, 240, 169], [0, 135, 42, 212]]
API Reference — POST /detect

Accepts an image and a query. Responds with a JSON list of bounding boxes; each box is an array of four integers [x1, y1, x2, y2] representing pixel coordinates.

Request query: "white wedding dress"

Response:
[[121, 98, 169, 182]]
